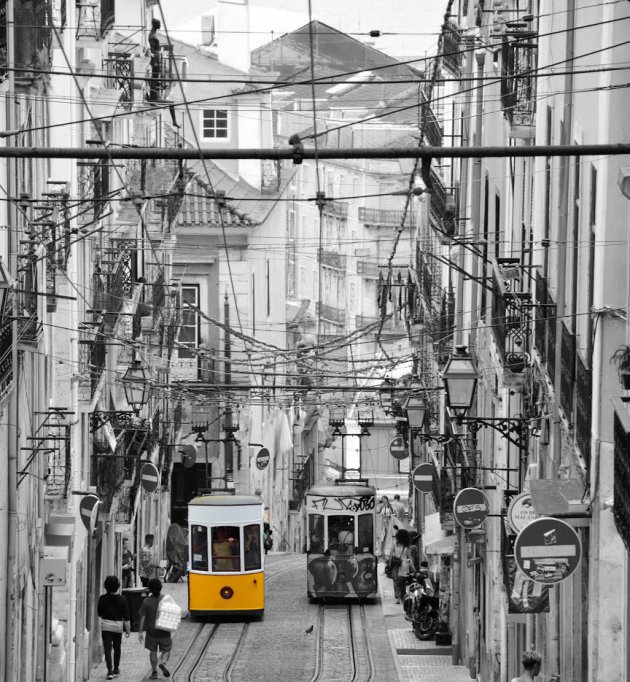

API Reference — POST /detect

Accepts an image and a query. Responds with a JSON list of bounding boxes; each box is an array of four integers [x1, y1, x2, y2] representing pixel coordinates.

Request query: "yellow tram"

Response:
[[306, 479, 378, 600], [188, 494, 265, 618]]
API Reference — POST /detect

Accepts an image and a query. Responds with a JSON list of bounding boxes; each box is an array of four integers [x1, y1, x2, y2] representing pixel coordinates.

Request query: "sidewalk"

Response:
[[377, 564, 472, 682]]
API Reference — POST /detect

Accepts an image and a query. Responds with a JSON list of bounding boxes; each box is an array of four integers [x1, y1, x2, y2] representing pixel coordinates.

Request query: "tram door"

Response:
[[171, 463, 211, 526]]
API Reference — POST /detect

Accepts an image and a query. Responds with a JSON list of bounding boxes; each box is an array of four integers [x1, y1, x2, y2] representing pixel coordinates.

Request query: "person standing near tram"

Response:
[[376, 496, 395, 558]]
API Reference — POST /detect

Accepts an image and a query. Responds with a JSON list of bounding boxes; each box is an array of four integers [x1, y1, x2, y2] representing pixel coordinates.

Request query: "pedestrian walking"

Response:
[[390, 494, 407, 523], [389, 528, 415, 604], [97, 575, 130, 680], [139, 534, 158, 588], [138, 578, 172, 679], [121, 538, 135, 588], [511, 650, 542, 681]]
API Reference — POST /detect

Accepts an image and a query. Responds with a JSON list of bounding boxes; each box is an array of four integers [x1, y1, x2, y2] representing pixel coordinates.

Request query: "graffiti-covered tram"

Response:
[[306, 480, 377, 600], [188, 494, 265, 618]]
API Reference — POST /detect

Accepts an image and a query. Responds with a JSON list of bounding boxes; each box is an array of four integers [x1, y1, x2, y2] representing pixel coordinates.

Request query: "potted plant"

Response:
[[611, 345, 630, 389]]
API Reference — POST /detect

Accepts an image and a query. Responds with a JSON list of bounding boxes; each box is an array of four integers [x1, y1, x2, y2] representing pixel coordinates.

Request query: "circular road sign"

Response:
[[256, 447, 270, 470], [507, 491, 537, 534], [79, 494, 101, 533], [454, 487, 490, 529], [514, 517, 582, 585], [140, 462, 160, 493], [180, 444, 197, 469], [389, 436, 408, 460], [412, 463, 435, 494]]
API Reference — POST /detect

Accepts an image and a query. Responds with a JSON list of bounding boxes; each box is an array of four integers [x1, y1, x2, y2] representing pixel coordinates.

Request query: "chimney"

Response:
[[217, 0, 251, 73], [201, 15, 216, 47]]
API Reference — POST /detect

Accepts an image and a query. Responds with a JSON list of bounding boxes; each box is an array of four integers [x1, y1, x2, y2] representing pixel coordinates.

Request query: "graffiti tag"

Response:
[[306, 495, 375, 512]]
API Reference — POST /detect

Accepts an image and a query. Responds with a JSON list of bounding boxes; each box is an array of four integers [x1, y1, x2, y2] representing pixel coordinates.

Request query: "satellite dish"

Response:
[[179, 444, 197, 469]]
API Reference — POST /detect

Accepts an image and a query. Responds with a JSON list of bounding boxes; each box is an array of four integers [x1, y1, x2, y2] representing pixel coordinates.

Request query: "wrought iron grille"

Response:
[[500, 38, 537, 130], [613, 403, 630, 553], [77, 160, 110, 224], [104, 52, 134, 105], [575, 353, 592, 469], [0, 296, 12, 400], [559, 322, 576, 420]]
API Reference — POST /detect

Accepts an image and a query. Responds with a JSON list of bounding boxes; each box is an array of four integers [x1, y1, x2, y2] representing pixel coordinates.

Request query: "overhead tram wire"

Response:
[[4, 12, 630, 140]]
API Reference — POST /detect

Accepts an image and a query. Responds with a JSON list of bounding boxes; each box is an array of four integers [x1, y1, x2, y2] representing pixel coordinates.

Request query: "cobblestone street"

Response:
[[87, 554, 471, 682]]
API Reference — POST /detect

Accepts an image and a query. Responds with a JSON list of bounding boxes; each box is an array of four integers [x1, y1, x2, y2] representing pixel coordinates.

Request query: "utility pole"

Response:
[[223, 293, 233, 487]]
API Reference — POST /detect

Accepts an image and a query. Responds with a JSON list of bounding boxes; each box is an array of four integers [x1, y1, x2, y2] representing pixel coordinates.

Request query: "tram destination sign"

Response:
[[412, 463, 435, 494], [453, 487, 490, 529], [514, 517, 582, 585]]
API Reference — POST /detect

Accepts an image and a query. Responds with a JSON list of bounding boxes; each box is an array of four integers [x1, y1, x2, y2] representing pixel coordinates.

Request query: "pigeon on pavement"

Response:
[[305, 624, 314, 633]]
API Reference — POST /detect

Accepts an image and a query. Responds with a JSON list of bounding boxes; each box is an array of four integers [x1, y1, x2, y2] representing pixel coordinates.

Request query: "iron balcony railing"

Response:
[[77, 160, 110, 225], [321, 200, 348, 219], [612, 399, 630, 553], [575, 353, 592, 470], [560, 322, 576, 420], [319, 248, 346, 270], [358, 207, 413, 228], [500, 37, 537, 135], [316, 301, 345, 325], [104, 52, 134, 105], [76, 0, 114, 40], [356, 260, 379, 278]]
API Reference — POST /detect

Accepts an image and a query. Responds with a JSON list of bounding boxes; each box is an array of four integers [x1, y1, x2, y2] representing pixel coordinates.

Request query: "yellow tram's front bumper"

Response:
[[188, 571, 264, 616]]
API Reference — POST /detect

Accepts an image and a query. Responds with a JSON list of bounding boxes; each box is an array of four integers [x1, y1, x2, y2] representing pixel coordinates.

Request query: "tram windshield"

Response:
[[212, 526, 241, 571], [244, 524, 261, 571], [309, 514, 324, 554], [190, 524, 209, 571], [328, 515, 354, 553]]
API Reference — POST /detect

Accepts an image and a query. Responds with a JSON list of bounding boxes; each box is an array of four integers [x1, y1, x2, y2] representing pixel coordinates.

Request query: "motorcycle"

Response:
[[403, 573, 440, 640]]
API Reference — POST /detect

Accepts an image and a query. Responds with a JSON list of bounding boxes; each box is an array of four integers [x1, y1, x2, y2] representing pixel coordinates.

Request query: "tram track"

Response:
[[310, 602, 374, 682], [171, 556, 303, 681]]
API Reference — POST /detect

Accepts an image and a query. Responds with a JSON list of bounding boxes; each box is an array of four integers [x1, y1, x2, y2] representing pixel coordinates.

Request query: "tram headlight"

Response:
[[220, 586, 234, 600]]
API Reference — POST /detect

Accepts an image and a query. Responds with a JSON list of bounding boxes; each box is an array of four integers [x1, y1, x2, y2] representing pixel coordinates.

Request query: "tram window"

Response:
[[191, 525, 209, 571], [309, 514, 324, 554], [244, 524, 261, 571], [357, 514, 374, 554], [328, 515, 354, 552], [212, 526, 241, 571]]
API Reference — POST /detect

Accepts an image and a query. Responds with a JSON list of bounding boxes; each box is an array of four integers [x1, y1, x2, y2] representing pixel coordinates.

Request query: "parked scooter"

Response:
[[403, 573, 440, 640]]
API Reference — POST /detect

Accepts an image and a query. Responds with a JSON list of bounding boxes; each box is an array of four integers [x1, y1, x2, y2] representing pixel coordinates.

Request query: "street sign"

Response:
[[506, 491, 537, 534], [412, 463, 435, 493], [453, 487, 489, 529], [514, 517, 582, 585], [140, 462, 160, 493], [256, 447, 270, 470], [79, 494, 101, 534], [389, 436, 408, 460], [179, 444, 197, 469]]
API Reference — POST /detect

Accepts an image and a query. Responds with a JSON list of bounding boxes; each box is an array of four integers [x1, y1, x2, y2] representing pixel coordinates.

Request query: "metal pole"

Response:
[[223, 294, 233, 485], [0, 143, 626, 161]]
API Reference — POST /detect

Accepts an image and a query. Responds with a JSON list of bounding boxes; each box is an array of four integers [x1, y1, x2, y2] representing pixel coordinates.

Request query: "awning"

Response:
[[425, 535, 455, 555], [529, 478, 591, 524]]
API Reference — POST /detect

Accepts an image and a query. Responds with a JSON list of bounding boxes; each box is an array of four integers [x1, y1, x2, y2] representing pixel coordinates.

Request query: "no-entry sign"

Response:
[[454, 487, 489, 529], [412, 463, 435, 493], [140, 462, 160, 493], [514, 517, 581, 585]]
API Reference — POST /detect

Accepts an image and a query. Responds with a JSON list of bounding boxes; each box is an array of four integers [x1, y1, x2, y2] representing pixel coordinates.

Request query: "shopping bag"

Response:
[[155, 594, 181, 632]]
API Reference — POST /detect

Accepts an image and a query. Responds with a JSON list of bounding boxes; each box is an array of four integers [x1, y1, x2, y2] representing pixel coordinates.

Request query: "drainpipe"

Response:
[[550, 0, 575, 674]]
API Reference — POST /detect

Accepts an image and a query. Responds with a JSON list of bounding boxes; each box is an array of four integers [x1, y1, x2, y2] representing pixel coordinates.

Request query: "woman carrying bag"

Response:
[[388, 528, 415, 604]]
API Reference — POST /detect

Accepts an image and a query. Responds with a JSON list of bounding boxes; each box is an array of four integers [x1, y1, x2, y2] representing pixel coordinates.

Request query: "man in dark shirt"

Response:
[[138, 578, 172, 679], [97, 575, 130, 680]]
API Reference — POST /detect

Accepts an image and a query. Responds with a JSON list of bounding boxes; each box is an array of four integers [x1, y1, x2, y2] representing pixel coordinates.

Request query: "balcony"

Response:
[[613, 398, 630, 553], [77, 160, 111, 226], [321, 200, 348, 219], [104, 52, 136, 106], [358, 207, 413, 228], [316, 301, 345, 325], [442, 20, 462, 76], [356, 260, 379, 278], [319, 248, 345, 270], [575, 353, 592, 469], [491, 258, 532, 373], [0, 311, 11, 400], [500, 38, 537, 138]]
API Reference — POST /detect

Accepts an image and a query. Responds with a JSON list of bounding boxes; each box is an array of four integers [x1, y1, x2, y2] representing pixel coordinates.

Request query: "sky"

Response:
[[159, 0, 446, 61]]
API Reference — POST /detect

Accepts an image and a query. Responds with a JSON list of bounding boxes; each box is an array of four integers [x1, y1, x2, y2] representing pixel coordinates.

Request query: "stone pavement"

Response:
[[378, 562, 473, 682], [87, 555, 473, 682]]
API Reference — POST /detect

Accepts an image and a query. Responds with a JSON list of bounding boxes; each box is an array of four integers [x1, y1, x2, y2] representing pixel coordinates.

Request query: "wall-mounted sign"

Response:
[[256, 447, 270, 470], [514, 517, 582, 585], [453, 487, 489, 529], [412, 463, 435, 494], [507, 491, 537, 534], [179, 444, 197, 469], [140, 462, 160, 493], [389, 436, 408, 460]]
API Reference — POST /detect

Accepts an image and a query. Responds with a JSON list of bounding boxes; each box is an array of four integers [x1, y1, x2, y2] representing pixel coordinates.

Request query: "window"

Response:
[[202, 109, 228, 139], [328, 515, 354, 553], [300, 266, 307, 298], [190, 524, 209, 571], [244, 524, 261, 571], [178, 285, 199, 358], [308, 514, 324, 554], [357, 514, 374, 554], [211, 526, 240, 571]]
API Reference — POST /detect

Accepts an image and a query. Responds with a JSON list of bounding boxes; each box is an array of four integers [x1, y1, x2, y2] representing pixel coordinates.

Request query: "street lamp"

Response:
[[356, 406, 374, 436], [122, 359, 150, 413], [441, 345, 477, 419], [329, 405, 346, 435], [405, 395, 427, 431]]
